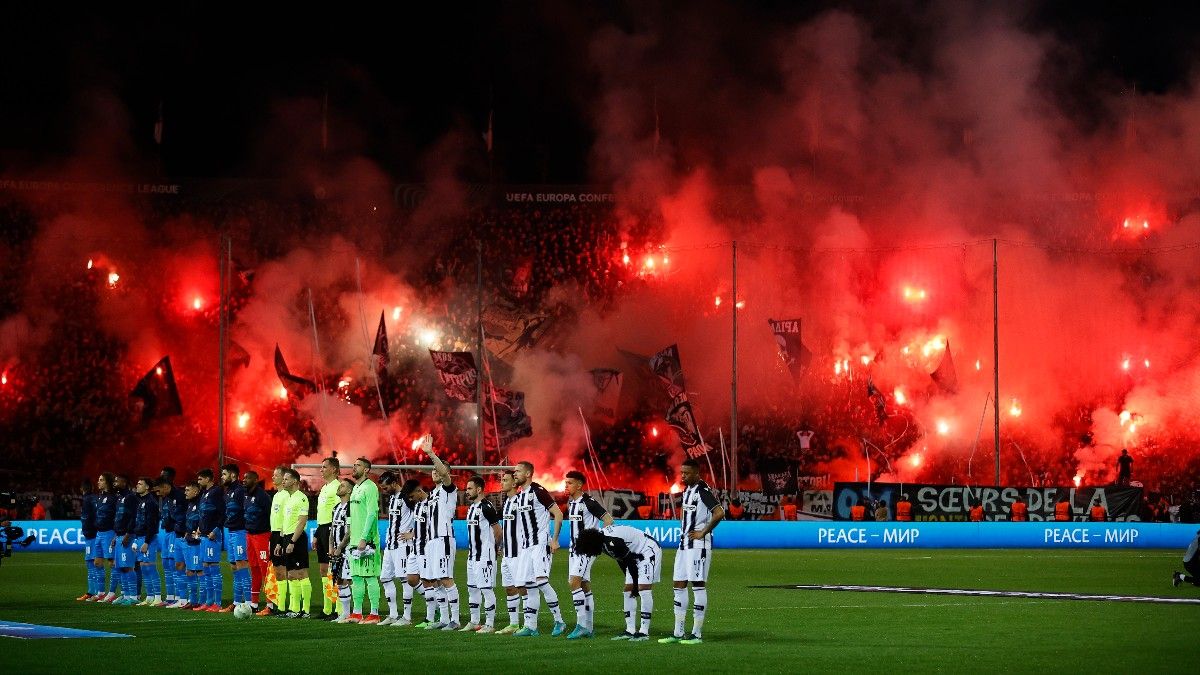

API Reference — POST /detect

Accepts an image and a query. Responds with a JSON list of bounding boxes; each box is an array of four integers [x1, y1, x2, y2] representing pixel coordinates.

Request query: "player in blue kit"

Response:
[[197, 469, 225, 611], [169, 476, 194, 609], [153, 478, 180, 606], [112, 475, 141, 606], [93, 473, 119, 602], [182, 481, 205, 609], [78, 480, 101, 601], [220, 464, 250, 612], [132, 478, 163, 606]]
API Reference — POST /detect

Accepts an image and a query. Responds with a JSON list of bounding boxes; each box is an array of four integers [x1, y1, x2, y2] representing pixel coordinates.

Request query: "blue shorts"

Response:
[[84, 537, 97, 560], [115, 536, 136, 569], [224, 530, 247, 563], [134, 537, 159, 564], [157, 532, 173, 562], [202, 531, 223, 564], [185, 542, 204, 572], [95, 531, 115, 560]]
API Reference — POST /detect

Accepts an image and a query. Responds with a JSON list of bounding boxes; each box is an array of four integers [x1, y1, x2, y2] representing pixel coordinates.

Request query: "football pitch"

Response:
[[1, 549, 1197, 672]]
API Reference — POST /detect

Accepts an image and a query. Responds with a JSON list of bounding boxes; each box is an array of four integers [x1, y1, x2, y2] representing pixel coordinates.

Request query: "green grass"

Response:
[[1, 549, 1198, 673]]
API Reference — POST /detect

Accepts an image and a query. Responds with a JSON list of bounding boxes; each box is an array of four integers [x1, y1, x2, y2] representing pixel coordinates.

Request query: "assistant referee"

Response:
[[314, 457, 341, 619]]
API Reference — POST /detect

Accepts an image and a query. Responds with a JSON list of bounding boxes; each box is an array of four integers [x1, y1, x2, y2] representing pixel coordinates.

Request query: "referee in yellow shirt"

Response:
[[278, 468, 313, 617], [314, 457, 341, 619], [259, 466, 291, 616]]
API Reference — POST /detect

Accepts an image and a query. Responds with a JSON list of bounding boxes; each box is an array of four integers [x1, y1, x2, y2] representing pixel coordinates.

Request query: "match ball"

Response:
[[233, 603, 253, 619]]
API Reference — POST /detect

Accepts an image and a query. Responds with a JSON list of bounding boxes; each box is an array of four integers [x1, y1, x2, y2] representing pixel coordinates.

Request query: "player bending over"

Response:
[[573, 525, 662, 642]]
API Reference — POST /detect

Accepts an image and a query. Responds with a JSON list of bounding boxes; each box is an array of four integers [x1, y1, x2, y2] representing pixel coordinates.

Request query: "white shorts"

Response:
[[339, 557, 352, 581], [568, 552, 595, 581], [421, 537, 454, 580], [672, 545, 711, 583], [380, 542, 416, 581], [467, 557, 497, 588], [501, 557, 518, 588], [516, 544, 552, 585], [625, 543, 662, 585]]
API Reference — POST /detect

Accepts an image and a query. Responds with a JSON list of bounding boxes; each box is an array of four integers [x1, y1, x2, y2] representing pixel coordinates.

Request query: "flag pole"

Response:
[[730, 240, 738, 489], [217, 234, 230, 469], [476, 240, 484, 466], [992, 238, 1001, 486]]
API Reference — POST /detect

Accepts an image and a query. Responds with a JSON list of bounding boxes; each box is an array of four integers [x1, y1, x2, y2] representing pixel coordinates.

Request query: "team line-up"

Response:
[[77, 441, 722, 644]]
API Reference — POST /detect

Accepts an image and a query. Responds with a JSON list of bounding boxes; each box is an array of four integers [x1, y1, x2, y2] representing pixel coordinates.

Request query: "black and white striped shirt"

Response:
[[330, 501, 349, 552], [568, 494, 609, 548], [427, 483, 457, 539], [466, 499, 501, 562], [384, 492, 414, 550], [514, 482, 556, 551], [679, 480, 720, 550], [501, 492, 520, 558]]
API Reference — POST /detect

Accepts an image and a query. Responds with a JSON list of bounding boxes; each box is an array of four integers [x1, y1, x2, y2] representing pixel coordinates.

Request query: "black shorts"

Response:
[[315, 524, 331, 564], [270, 533, 286, 567], [286, 533, 310, 571], [1185, 557, 1200, 580]]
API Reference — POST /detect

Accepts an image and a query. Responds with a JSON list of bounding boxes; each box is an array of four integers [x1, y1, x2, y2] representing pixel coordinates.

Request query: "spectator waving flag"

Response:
[[130, 356, 183, 423], [274, 345, 319, 398], [767, 318, 813, 382], [482, 385, 533, 451]]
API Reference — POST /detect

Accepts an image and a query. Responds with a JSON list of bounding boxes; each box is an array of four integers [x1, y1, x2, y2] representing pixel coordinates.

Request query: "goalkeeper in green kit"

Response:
[[347, 457, 382, 624]]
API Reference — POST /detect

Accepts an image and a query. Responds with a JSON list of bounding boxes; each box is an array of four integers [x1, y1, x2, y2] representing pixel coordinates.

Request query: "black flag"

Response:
[[866, 376, 887, 425], [227, 341, 251, 370], [274, 345, 318, 398], [649, 344, 686, 399], [767, 318, 813, 381], [930, 340, 959, 394], [131, 356, 183, 423], [666, 394, 711, 459], [758, 457, 799, 496], [483, 385, 533, 451], [589, 368, 623, 424], [372, 311, 389, 372], [429, 350, 479, 402]]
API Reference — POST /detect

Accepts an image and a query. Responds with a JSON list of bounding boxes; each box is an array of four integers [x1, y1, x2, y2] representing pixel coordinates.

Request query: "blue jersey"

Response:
[[158, 492, 176, 533], [243, 485, 271, 534], [170, 487, 189, 536], [80, 493, 98, 539], [223, 484, 246, 531], [133, 493, 160, 538], [199, 485, 224, 535], [114, 490, 138, 535], [95, 491, 117, 531], [184, 498, 201, 541]]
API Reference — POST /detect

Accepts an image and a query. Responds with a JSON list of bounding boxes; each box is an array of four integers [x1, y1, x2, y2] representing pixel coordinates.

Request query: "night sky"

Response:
[[1, 1, 1198, 183]]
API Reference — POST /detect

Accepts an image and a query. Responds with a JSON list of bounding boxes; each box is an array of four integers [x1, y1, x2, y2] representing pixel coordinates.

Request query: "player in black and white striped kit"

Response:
[[495, 469, 525, 634], [328, 478, 354, 622], [564, 470, 613, 639], [661, 458, 724, 645], [573, 524, 662, 642], [460, 475, 501, 633], [512, 460, 566, 637], [378, 472, 418, 626], [401, 480, 439, 628], [420, 440, 461, 630]]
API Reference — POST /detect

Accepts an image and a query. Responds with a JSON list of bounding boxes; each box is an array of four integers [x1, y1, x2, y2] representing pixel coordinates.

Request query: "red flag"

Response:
[[930, 341, 959, 394]]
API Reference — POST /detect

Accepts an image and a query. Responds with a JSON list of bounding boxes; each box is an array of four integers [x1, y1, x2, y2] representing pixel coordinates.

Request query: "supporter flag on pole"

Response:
[[866, 376, 886, 425], [666, 394, 711, 459], [930, 340, 959, 394], [274, 345, 318, 398], [758, 457, 799, 496], [227, 341, 251, 370], [482, 385, 533, 451], [130, 356, 183, 423], [428, 350, 478, 402], [372, 311, 389, 372], [767, 318, 813, 381], [649, 343, 686, 399], [589, 368, 622, 424]]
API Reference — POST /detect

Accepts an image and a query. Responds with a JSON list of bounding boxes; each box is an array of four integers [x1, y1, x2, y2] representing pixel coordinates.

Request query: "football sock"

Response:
[[506, 593, 521, 625], [445, 583, 460, 623], [571, 588, 586, 627], [623, 592, 637, 633], [468, 585, 482, 625], [481, 587, 497, 627], [540, 581, 563, 622], [691, 587, 707, 637], [673, 587, 688, 637], [384, 579, 399, 618], [365, 576, 380, 615], [351, 576, 365, 614], [524, 584, 542, 630], [638, 589, 654, 635]]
